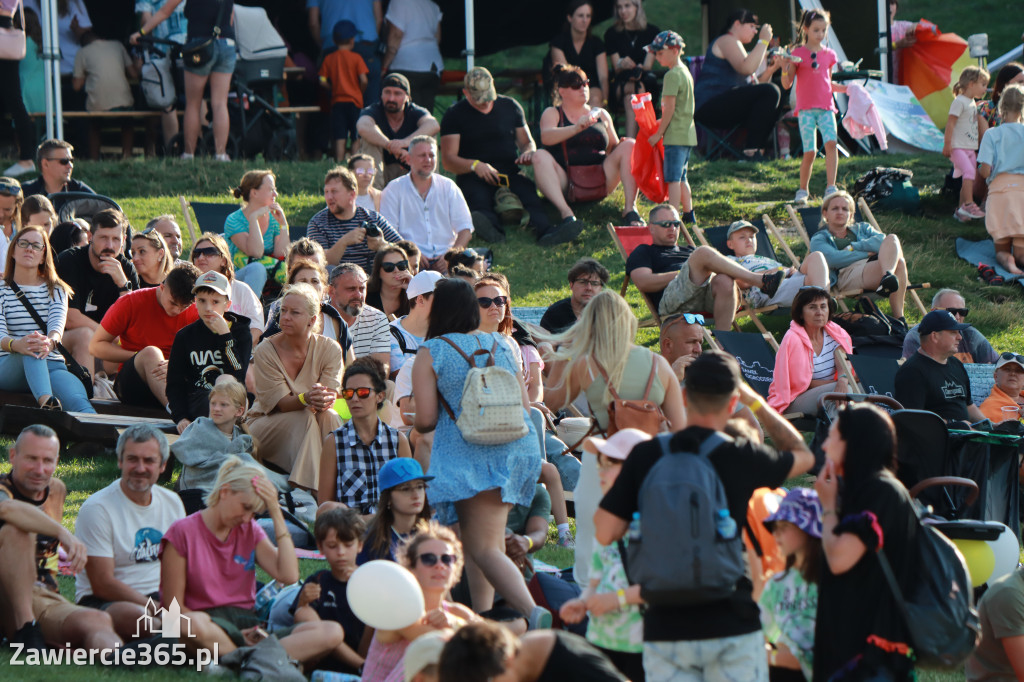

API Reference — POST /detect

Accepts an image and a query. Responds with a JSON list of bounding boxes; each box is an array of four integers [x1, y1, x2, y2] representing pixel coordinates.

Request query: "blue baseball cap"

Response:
[[333, 20, 359, 44], [379, 458, 434, 491], [763, 488, 822, 538]]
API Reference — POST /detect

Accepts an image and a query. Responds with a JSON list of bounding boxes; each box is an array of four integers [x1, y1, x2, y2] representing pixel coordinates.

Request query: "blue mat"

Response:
[[955, 238, 1024, 286]]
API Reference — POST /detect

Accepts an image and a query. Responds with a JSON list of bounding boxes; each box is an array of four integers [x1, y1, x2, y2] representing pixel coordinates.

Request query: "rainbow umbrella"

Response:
[[898, 20, 974, 129]]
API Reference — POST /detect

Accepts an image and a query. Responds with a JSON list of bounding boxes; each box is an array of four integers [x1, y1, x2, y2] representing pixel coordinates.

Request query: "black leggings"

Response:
[[694, 83, 781, 150], [0, 16, 35, 162]]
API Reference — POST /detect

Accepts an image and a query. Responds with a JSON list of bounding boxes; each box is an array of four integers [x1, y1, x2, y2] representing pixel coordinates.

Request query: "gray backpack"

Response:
[[626, 432, 745, 606]]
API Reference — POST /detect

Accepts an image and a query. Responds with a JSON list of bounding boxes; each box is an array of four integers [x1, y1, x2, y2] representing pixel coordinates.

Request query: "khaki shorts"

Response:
[[836, 259, 870, 291], [32, 583, 88, 644], [658, 262, 715, 316]]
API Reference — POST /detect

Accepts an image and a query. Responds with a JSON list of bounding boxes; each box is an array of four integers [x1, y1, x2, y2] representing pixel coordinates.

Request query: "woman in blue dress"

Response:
[[411, 278, 550, 629]]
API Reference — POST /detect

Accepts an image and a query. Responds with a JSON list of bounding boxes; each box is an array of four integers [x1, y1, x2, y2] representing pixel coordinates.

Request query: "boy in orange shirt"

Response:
[[320, 20, 369, 161]]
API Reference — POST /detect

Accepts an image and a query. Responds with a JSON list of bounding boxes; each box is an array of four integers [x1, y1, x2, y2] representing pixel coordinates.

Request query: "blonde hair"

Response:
[[131, 230, 173, 282], [820, 190, 856, 229], [999, 83, 1024, 121], [543, 290, 638, 405], [232, 170, 274, 202], [953, 65, 990, 96], [192, 232, 235, 281], [612, 0, 647, 31], [210, 378, 248, 412], [204, 455, 269, 513], [279, 282, 323, 335], [397, 521, 465, 589]]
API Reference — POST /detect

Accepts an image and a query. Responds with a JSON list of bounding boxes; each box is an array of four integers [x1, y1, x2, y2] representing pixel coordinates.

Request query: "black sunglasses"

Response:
[[567, 80, 590, 89], [1000, 352, 1024, 364], [416, 552, 457, 567], [341, 387, 374, 399], [652, 219, 682, 229], [945, 307, 969, 318], [478, 295, 508, 309], [46, 157, 73, 165], [810, 51, 819, 70], [381, 259, 410, 273], [192, 246, 220, 258]]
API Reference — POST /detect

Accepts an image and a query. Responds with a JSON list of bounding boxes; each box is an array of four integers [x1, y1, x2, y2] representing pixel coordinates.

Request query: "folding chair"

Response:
[[606, 223, 696, 328], [847, 354, 900, 398], [695, 122, 744, 161], [178, 196, 237, 243], [706, 329, 778, 400]]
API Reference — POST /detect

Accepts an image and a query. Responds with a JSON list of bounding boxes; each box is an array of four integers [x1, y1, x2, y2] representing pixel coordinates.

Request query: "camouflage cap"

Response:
[[645, 30, 685, 53], [464, 66, 496, 104]]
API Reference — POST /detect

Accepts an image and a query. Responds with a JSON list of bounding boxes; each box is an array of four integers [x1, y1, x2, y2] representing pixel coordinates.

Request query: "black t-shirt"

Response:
[[56, 245, 140, 323], [19, 177, 95, 197], [440, 95, 526, 175], [358, 101, 431, 166], [539, 297, 577, 334], [550, 30, 605, 86], [813, 472, 918, 680], [624, 243, 693, 311], [536, 631, 626, 682], [289, 569, 365, 664], [184, 0, 235, 41], [599, 426, 794, 641], [603, 24, 660, 66], [165, 312, 252, 423], [893, 352, 971, 422]]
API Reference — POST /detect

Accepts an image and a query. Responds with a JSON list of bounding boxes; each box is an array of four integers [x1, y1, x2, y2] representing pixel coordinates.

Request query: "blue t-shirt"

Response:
[[307, 0, 379, 47]]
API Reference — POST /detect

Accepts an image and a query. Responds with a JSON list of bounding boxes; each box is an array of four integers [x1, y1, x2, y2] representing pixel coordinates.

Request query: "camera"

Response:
[[361, 221, 382, 238]]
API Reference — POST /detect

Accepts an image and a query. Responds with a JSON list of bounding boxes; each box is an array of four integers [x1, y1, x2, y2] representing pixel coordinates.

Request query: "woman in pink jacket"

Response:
[[768, 286, 852, 413]]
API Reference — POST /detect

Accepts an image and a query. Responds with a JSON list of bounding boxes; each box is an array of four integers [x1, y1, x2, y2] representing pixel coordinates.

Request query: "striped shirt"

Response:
[[810, 334, 839, 381], [0, 283, 67, 362], [332, 419, 402, 513], [351, 305, 392, 359], [307, 206, 401, 273]]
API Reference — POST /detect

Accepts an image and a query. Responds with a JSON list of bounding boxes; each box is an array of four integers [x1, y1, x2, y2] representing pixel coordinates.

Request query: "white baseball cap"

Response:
[[407, 270, 443, 299]]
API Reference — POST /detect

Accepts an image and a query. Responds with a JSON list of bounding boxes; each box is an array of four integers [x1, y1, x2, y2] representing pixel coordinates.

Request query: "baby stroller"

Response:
[[49, 192, 123, 228]]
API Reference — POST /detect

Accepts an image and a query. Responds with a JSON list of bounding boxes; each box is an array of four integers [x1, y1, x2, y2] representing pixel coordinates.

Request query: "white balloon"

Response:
[[987, 523, 1021, 585], [346, 560, 426, 631]]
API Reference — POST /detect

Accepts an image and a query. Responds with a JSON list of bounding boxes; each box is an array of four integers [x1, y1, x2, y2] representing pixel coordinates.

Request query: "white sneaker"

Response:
[[824, 185, 838, 197], [180, 153, 194, 160], [214, 154, 231, 162], [3, 161, 34, 177], [794, 189, 810, 205]]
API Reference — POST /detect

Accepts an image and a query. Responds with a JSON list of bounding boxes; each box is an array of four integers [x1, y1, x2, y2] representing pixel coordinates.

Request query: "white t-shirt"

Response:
[[230, 279, 265, 334], [385, 0, 444, 74], [395, 357, 414, 401], [74, 479, 186, 603], [949, 94, 980, 151]]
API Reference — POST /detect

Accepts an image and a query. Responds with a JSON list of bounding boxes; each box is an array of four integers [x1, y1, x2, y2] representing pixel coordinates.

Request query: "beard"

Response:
[[383, 101, 402, 113]]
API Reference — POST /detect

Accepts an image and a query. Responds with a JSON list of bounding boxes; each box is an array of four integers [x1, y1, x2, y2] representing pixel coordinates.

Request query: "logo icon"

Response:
[[135, 597, 195, 639]]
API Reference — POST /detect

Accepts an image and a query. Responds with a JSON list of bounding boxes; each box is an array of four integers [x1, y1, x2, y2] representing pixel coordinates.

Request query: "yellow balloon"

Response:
[[334, 398, 351, 420], [954, 539, 995, 588]]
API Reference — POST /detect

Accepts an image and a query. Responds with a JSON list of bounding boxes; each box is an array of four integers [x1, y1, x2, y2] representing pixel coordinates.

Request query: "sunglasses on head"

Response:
[[46, 157, 73, 165], [341, 387, 374, 399], [192, 246, 220, 258], [0, 181, 22, 195], [381, 259, 410, 273], [416, 552, 457, 567], [478, 295, 508, 309], [1000, 352, 1024, 364], [945, 307, 969, 318], [662, 312, 705, 328], [652, 219, 682, 229]]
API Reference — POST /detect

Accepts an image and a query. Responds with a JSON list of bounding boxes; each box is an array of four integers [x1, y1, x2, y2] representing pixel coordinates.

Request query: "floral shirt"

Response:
[[759, 568, 818, 680], [587, 540, 643, 653]]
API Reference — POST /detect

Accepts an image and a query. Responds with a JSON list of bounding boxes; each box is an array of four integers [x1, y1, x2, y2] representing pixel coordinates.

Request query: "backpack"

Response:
[[852, 167, 920, 214], [876, 509, 980, 668], [832, 296, 908, 352], [140, 53, 176, 110], [626, 433, 746, 606], [594, 355, 667, 436], [437, 336, 529, 445]]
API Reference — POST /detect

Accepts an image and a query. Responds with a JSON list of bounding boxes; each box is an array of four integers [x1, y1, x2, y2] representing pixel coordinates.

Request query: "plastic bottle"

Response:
[[628, 511, 642, 542], [715, 509, 737, 540], [310, 671, 362, 682], [254, 580, 282, 617]]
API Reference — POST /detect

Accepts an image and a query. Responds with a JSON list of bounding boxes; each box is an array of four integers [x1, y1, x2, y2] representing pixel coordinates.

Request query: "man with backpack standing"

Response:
[[594, 351, 815, 681]]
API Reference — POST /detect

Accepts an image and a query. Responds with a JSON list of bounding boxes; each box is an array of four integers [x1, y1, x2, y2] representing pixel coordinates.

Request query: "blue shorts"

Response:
[[184, 38, 237, 76], [797, 108, 838, 153], [663, 144, 693, 183]]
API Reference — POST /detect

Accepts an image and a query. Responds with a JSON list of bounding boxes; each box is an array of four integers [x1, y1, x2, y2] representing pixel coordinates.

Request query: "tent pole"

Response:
[[464, 0, 475, 69], [879, 0, 892, 82], [40, 0, 54, 139], [46, 0, 63, 139]]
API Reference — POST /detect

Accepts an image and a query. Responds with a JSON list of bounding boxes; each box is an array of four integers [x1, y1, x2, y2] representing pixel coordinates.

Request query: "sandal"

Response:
[[621, 209, 645, 226], [978, 263, 1005, 285], [40, 396, 63, 411]]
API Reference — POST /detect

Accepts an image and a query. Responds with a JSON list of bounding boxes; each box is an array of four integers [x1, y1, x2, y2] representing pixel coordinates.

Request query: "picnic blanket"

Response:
[[955, 238, 1024, 286]]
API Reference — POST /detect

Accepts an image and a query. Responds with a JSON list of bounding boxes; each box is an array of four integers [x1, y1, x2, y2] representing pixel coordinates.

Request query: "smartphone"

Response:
[[362, 221, 382, 238]]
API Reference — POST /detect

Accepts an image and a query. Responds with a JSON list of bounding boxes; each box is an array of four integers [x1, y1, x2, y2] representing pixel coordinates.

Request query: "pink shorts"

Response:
[[951, 148, 977, 180]]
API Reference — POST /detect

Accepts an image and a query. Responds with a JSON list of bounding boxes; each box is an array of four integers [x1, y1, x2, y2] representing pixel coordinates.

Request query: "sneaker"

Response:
[[964, 202, 986, 218], [954, 204, 976, 222], [214, 154, 231, 162], [471, 210, 506, 243], [8, 620, 46, 654], [180, 153, 194, 160], [527, 606, 552, 630], [794, 189, 810, 205], [537, 216, 582, 246], [3, 161, 34, 177], [760, 270, 785, 298], [824, 184, 838, 197], [557, 534, 575, 549], [875, 271, 899, 296]]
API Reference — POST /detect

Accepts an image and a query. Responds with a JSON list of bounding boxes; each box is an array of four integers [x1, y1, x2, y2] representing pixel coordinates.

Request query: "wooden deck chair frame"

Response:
[[780, 202, 928, 317], [606, 223, 696, 328]]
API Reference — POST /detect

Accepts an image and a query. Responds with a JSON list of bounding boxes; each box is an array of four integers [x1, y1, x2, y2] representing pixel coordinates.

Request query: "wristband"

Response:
[[617, 588, 628, 609], [140, 27, 147, 36], [525, 535, 534, 551], [822, 509, 837, 518], [759, 39, 769, 46], [298, 392, 308, 406], [471, 160, 480, 171], [749, 398, 765, 414]]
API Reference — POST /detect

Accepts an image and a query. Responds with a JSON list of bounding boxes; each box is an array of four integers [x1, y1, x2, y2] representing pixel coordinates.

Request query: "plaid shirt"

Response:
[[333, 419, 402, 514]]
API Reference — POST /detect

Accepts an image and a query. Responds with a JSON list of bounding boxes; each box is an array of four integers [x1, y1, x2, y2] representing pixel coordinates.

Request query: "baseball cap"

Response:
[[918, 310, 970, 336], [192, 270, 230, 297], [379, 457, 434, 491], [763, 488, 823, 538], [332, 20, 359, 44], [583, 428, 650, 461], [407, 270, 443, 299], [403, 631, 448, 682], [995, 351, 1024, 372], [464, 67, 496, 104], [726, 220, 757, 238], [645, 30, 685, 54], [382, 72, 411, 95]]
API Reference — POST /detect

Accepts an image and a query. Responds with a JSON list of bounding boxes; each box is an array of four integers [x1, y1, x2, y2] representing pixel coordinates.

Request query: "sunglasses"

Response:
[[478, 295, 508, 309], [652, 219, 682, 229], [1000, 352, 1024, 364], [567, 80, 590, 90], [192, 246, 221, 258], [810, 51, 819, 70], [46, 157, 73, 165], [354, 167, 376, 176], [0, 181, 22, 195], [15, 239, 45, 252], [945, 307, 969, 318], [381, 259, 410, 273], [416, 552, 457, 567], [341, 387, 374, 399], [662, 312, 705, 328]]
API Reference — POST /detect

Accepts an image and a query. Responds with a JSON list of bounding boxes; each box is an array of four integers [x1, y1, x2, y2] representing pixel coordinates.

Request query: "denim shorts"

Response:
[[184, 38, 237, 76], [663, 144, 693, 183]]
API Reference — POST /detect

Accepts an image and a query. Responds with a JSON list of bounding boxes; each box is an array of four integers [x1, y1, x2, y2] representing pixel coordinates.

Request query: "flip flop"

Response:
[[978, 263, 1005, 285]]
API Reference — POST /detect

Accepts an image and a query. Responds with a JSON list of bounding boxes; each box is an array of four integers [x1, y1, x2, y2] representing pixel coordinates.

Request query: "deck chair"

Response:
[[706, 329, 778, 400], [178, 196, 236, 243], [847, 354, 900, 398], [606, 223, 696, 327]]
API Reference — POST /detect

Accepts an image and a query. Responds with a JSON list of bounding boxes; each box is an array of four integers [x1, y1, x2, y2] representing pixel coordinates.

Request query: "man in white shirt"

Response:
[[74, 424, 185, 640], [328, 263, 392, 374], [380, 135, 473, 273]]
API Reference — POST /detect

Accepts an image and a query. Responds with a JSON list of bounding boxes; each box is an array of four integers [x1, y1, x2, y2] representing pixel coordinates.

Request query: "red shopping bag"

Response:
[[630, 92, 669, 203]]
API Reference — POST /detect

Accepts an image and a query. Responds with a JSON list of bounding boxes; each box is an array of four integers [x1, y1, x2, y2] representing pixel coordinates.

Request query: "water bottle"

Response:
[[254, 580, 282, 618], [310, 671, 362, 682], [715, 509, 737, 540], [627, 511, 642, 542]]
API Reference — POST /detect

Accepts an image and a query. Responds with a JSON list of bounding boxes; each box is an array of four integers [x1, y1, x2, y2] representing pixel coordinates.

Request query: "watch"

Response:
[[118, 283, 131, 292]]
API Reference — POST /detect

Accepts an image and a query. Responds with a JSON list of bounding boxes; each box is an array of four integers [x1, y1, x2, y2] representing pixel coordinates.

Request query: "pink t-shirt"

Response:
[[160, 512, 267, 611], [791, 45, 838, 112]]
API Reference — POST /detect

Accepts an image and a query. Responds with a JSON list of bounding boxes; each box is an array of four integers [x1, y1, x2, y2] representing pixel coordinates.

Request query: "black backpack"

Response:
[[853, 167, 920, 214], [832, 296, 907, 352]]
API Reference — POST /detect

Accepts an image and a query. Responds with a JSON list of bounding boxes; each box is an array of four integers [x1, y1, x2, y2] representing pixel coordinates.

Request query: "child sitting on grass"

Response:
[[292, 507, 369, 674], [725, 220, 830, 308]]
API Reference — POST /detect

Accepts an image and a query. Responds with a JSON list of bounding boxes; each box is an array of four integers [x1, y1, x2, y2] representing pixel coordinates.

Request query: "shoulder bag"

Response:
[[560, 108, 608, 203], [0, 0, 26, 61], [9, 282, 94, 399], [181, 0, 230, 68]]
